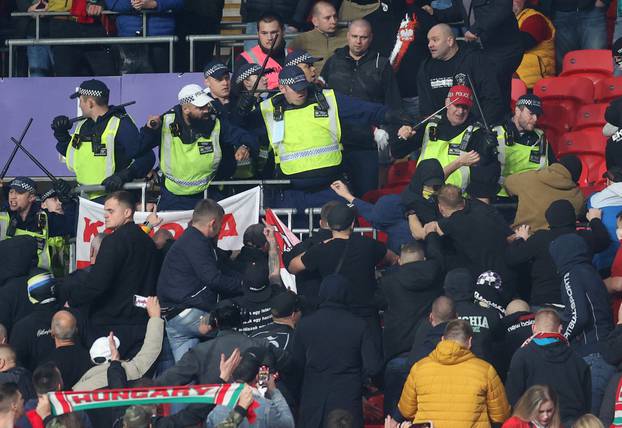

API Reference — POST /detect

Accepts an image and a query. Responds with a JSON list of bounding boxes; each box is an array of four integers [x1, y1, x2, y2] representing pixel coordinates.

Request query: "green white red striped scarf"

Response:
[[612, 376, 622, 427], [49, 384, 245, 416]]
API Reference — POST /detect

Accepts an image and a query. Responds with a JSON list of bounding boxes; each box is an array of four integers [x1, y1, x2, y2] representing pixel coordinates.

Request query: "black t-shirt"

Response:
[[46, 345, 93, 389], [301, 234, 386, 311], [233, 286, 284, 335]]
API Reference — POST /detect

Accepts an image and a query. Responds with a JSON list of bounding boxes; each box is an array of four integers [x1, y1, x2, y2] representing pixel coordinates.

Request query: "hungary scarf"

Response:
[[48, 384, 245, 416], [612, 376, 622, 427]]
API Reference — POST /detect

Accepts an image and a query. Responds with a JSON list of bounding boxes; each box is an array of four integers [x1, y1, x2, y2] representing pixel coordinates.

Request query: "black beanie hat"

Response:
[[558, 155, 582, 183], [545, 199, 577, 228]]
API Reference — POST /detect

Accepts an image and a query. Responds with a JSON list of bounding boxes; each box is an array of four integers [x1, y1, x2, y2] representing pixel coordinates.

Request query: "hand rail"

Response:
[[6, 35, 177, 76], [74, 182, 148, 211]]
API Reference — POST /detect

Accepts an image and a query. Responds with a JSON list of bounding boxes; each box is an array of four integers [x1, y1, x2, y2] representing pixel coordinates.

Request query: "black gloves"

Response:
[[236, 94, 257, 117], [101, 168, 133, 192], [53, 179, 73, 203], [384, 109, 414, 126], [51, 115, 72, 143]]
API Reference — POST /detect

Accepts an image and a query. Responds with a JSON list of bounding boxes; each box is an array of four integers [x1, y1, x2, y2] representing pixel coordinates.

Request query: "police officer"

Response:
[[496, 94, 555, 198], [285, 49, 322, 85], [140, 84, 258, 210], [393, 85, 501, 201], [255, 65, 410, 215], [203, 61, 231, 108], [51, 80, 155, 200], [0, 177, 72, 275]]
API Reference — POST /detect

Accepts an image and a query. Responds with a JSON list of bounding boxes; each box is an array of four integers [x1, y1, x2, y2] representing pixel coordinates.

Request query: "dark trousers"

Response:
[[383, 355, 410, 417], [48, 20, 117, 76], [119, 44, 169, 74], [342, 148, 379, 197], [482, 45, 524, 117]]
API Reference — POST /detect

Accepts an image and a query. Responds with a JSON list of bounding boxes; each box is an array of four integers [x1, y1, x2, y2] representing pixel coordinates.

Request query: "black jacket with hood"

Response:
[[377, 233, 444, 362], [599, 325, 622, 425], [400, 159, 444, 225], [549, 233, 613, 356], [443, 268, 502, 363], [0, 236, 38, 334], [505, 339, 591, 425], [293, 274, 383, 428], [506, 208, 610, 306]]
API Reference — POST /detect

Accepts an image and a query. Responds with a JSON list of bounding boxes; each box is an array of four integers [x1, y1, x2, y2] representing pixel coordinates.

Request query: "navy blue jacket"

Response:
[[55, 109, 155, 180], [549, 233, 613, 356], [352, 194, 412, 253], [104, 0, 182, 37], [157, 227, 243, 311]]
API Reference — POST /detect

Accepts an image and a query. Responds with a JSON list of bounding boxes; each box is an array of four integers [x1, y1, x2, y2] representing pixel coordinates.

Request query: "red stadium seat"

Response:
[[537, 102, 574, 135], [385, 160, 417, 188], [594, 77, 622, 103], [557, 130, 607, 187], [534, 76, 595, 113], [511, 78, 527, 109], [574, 103, 608, 131], [543, 128, 562, 155], [560, 50, 614, 84], [362, 186, 405, 203]]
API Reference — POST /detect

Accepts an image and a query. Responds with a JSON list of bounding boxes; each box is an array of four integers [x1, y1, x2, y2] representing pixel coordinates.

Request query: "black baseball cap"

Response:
[[327, 202, 356, 231], [70, 79, 110, 100], [271, 291, 303, 318], [243, 261, 271, 303]]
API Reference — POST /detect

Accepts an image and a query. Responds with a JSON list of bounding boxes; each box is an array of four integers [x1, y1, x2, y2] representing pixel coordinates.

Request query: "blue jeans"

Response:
[[582, 352, 616, 414], [553, 7, 607, 72], [384, 356, 411, 418], [26, 45, 54, 77], [165, 308, 207, 362]]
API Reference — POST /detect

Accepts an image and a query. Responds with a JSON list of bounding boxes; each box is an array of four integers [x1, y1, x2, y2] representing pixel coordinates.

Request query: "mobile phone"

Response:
[[411, 422, 433, 428], [133, 294, 148, 308], [257, 365, 269, 397]]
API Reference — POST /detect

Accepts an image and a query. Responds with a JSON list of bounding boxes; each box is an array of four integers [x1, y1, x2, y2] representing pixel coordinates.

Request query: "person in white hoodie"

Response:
[[588, 166, 622, 273]]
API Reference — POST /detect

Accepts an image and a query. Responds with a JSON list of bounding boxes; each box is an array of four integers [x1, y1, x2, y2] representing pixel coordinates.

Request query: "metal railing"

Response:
[[186, 33, 298, 73], [6, 35, 177, 77], [209, 179, 291, 212], [74, 182, 149, 211]]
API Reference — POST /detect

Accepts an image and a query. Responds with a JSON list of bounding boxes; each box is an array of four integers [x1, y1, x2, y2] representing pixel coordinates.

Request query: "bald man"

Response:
[[496, 299, 534, 381], [505, 309, 591, 426], [321, 18, 402, 196], [289, 1, 348, 74], [46, 311, 92, 388], [0, 345, 35, 402], [417, 23, 504, 124]]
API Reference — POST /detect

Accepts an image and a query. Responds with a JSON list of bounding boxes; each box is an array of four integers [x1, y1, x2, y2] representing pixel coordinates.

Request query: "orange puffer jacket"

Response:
[[398, 340, 511, 427]]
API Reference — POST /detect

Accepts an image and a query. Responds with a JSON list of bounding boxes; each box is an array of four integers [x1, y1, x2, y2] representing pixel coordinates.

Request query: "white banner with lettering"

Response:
[[75, 187, 260, 269]]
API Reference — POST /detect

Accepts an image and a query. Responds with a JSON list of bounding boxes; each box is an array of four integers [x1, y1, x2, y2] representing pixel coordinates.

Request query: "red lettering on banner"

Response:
[[112, 391, 130, 400], [83, 218, 104, 242], [194, 385, 215, 395], [172, 388, 190, 397], [92, 392, 110, 402], [150, 389, 169, 399], [218, 214, 238, 239], [131, 390, 149, 399], [160, 223, 184, 239], [71, 394, 92, 404]]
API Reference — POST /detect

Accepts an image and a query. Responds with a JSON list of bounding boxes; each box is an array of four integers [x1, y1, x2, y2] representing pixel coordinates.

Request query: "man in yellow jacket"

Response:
[[398, 319, 510, 427]]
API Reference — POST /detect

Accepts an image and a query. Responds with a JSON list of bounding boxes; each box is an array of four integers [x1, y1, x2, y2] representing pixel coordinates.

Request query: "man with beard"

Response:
[[139, 84, 258, 210]]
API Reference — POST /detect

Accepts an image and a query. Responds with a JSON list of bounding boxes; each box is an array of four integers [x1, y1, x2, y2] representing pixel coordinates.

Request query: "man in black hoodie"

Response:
[[505, 308, 591, 426], [443, 268, 502, 363], [377, 237, 443, 416], [321, 18, 402, 196], [549, 233, 615, 414], [506, 199, 610, 306], [416, 23, 505, 123]]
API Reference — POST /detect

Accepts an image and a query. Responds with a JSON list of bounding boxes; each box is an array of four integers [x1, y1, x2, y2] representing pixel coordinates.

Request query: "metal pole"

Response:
[[35, 15, 40, 40], [189, 37, 194, 72], [142, 12, 147, 37], [168, 39, 174, 73], [8, 43, 13, 78], [141, 184, 146, 212]]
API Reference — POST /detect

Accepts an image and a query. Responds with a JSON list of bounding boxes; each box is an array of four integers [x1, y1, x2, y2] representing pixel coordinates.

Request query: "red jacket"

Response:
[[502, 416, 533, 428]]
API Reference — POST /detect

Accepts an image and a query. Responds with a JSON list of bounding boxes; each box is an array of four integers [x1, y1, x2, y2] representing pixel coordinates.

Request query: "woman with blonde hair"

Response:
[[503, 385, 562, 428], [571, 414, 604, 428]]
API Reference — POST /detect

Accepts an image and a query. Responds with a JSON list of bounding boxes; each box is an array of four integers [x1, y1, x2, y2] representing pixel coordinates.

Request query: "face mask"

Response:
[[422, 189, 435, 200]]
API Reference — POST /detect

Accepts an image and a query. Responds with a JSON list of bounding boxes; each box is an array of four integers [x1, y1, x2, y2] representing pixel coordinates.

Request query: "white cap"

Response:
[[178, 84, 213, 107], [89, 335, 120, 364]]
